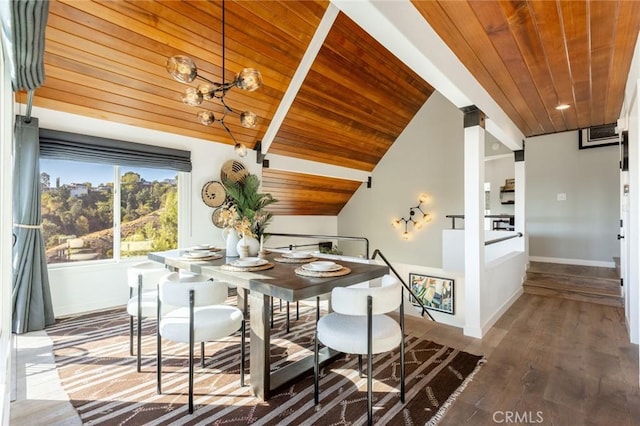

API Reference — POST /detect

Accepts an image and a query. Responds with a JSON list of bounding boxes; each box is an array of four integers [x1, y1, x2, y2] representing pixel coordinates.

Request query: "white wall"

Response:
[[31, 107, 336, 316], [338, 91, 464, 267], [526, 131, 620, 267]]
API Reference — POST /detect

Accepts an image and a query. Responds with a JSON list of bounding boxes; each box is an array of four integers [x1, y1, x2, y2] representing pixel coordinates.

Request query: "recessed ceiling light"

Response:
[[555, 104, 570, 110]]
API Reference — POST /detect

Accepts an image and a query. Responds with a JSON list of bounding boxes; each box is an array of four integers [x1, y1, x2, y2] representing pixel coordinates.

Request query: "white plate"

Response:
[[232, 257, 268, 267], [302, 261, 342, 272], [283, 251, 312, 259], [189, 245, 218, 251], [183, 251, 214, 259]]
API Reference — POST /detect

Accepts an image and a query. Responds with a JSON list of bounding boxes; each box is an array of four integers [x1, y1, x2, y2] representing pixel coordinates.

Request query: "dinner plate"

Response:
[[183, 251, 215, 259], [283, 251, 313, 259], [232, 257, 268, 267], [189, 244, 219, 251], [302, 261, 342, 272]]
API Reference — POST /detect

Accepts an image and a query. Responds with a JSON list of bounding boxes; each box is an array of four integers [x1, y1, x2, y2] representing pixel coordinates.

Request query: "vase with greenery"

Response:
[[220, 174, 277, 241]]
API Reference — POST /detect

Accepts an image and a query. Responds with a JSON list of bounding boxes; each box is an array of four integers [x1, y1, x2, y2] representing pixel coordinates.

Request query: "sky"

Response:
[[40, 159, 177, 186]]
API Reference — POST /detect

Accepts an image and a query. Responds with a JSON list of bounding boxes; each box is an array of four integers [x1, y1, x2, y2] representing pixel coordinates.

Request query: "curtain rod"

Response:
[[23, 90, 34, 123]]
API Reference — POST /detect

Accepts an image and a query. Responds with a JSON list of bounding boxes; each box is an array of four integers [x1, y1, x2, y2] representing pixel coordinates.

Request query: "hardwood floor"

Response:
[[10, 293, 640, 425]]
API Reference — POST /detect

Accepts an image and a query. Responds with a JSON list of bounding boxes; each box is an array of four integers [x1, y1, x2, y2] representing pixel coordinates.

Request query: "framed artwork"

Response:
[[578, 123, 618, 149], [409, 273, 454, 315]]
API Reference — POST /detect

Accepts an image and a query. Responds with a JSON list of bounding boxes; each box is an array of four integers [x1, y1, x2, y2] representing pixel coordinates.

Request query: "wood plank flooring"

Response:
[[10, 293, 640, 425]]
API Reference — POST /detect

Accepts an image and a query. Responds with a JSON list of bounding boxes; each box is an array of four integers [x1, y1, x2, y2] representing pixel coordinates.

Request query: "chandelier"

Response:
[[166, 0, 262, 157]]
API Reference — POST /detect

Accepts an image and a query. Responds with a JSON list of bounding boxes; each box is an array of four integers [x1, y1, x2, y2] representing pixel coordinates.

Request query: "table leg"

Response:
[[249, 291, 271, 400], [237, 288, 248, 318]]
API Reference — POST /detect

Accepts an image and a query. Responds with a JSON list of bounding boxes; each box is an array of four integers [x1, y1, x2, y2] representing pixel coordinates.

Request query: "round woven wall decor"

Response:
[[211, 208, 226, 228], [201, 181, 225, 208], [220, 159, 248, 184]]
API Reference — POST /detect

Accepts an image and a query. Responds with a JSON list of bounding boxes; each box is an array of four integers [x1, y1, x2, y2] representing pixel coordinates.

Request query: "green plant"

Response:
[[222, 174, 277, 238]]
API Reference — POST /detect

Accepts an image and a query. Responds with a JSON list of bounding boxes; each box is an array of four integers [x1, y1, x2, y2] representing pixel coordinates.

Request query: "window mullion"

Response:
[[113, 165, 121, 260]]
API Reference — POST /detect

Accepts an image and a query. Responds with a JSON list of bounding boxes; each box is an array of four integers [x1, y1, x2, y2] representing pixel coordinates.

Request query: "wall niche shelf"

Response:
[[499, 186, 515, 205]]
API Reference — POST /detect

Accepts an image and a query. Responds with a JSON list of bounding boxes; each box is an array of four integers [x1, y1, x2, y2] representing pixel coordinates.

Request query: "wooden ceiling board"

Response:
[[413, 0, 639, 137], [270, 12, 434, 172], [29, 1, 640, 216], [605, 0, 640, 123], [411, 0, 535, 136], [527, 1, 579, 131], [262, 169, 361, 216]]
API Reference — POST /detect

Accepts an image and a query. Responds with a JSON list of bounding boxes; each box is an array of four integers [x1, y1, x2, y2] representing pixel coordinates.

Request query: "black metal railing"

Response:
[[485, 232, 523, 246], [264, 233, 370, 259], [371, 249, 435, 322]]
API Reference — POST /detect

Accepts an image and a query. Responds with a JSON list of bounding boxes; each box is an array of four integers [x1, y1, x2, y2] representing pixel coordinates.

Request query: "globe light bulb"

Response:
[[234, 143, 247, 157]]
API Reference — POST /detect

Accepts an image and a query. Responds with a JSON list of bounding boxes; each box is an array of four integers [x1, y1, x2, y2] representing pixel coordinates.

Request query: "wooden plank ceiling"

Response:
[[23, 0, 640, 215], [412, 0, 640, 136]]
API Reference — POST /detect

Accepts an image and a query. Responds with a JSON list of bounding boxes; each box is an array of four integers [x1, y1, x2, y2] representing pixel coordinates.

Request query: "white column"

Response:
[[462, 106, 485, 339], [514, 150, 527, 254]]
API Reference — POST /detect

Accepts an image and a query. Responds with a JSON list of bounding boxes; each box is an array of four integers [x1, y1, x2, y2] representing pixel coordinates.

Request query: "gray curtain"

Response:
[[12, 116, 54, 333], [10, 0, 49, 91]]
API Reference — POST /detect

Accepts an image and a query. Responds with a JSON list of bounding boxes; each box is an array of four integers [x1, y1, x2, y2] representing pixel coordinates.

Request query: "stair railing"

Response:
[[371, 249, 435, 321]]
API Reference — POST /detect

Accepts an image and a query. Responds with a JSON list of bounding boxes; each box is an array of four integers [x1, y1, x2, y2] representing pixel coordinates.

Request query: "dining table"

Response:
[[148, 248, 389, 400]]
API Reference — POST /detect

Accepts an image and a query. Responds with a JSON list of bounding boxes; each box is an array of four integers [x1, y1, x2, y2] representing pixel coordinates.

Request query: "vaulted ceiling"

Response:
[[20, 0, 640, 215]]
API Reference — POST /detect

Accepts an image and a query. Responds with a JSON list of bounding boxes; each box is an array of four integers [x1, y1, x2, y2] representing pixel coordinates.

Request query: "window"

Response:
[[41, 159, 178, 264]]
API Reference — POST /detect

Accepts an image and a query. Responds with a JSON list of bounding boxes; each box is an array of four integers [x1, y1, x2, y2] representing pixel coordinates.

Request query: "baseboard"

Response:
[[529, 256, 615, 269], [480, 288, 524, 337]]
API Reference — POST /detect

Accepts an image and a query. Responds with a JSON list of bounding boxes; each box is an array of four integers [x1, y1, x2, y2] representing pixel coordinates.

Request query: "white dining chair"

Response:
[[314, 274, 405, 426], [126, 261, 169, 372], [156, 272, 245, 414]]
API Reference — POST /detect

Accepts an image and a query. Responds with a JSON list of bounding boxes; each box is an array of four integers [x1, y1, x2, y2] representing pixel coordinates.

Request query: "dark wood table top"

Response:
[[148, 249, 389, 302]]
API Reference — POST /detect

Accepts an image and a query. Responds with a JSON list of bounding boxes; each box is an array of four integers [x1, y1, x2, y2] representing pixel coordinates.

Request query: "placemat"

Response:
[[220, 262, 274, 272], [294, 266, 351, 277], [273, 257, 318, 264], [178, 254, 223, 262]]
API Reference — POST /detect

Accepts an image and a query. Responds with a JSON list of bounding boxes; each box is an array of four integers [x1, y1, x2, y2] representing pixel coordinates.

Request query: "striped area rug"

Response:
[[48, 301, 484, 425]]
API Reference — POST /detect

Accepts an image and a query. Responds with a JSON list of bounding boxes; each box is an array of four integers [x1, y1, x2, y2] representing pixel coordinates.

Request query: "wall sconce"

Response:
[[392, 193, 432, 240]]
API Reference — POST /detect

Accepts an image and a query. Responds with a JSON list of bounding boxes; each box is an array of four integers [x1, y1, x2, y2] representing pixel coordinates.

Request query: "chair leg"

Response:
[[136, 316, 142, 372], [240, 320, 246, 387], [137, 280, 143, 373], [201, 342, 205, 368], [188, 290, 195, 414], [270, 297, 274, 328], [129, 316, 134, 356], [316, 297, 320, 322], [358, 355, 363, 378], [367, 352, 373, 426], [156, 328, 162, 394], [296, 301, 299, 320], [156, 289, 162, 395], [188, 339, 194, 414], [286, 302, 290, 333], [314, 330, 320, 405]]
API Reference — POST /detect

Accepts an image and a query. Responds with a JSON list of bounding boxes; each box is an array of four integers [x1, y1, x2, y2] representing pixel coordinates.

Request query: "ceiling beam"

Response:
[[266, 153, 369, 183], [331, 0, 525, 150], [259, 4, 339, 155]]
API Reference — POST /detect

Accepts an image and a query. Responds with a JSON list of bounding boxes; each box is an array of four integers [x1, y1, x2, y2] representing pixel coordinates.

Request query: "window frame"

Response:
[[43, 162, 188, 269]]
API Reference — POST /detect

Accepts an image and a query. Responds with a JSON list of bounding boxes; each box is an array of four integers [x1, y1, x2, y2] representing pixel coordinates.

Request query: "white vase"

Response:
[[222, 228, 239, 257], [237, 235, 260, 257]]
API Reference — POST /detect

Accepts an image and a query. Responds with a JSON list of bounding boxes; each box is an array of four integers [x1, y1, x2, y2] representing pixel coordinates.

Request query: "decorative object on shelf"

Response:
[[219, 173, 277, 245], [392, 193, 432, 240], [409, 273, 454, 315], [165, 0, 262, 158], [201, 180, 226, 207]]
